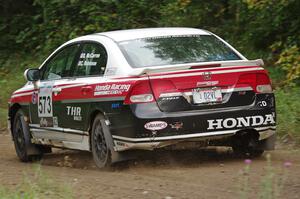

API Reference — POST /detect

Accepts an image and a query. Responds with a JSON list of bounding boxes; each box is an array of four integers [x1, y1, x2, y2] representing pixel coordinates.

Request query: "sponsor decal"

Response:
[[40, 117, 53, 127], [66, 106, 82, 121], [114, 140, 130, 151], [111, 103, 121, 109], [207, 114, 275, 130], [196, 81, 219, 87], [53, 116, 58, 127], [32, 92, 38, 104], [94, 84, 131, 96], [161, 96, 180, 101], [170, 122, 183, 130], [144, 121, 168, 131], [115, 141, 127, 147]]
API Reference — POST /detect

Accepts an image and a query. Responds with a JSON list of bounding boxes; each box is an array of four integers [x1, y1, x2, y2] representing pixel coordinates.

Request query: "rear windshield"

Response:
[[118, 35, 242, 68]]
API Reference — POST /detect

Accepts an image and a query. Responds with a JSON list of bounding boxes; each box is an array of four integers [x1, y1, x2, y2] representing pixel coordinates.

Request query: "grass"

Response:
[[0, 107, 7, 130], [0, 53, 45, 128], [238, 154, 291, 199], [0, 164, 73, 199], [275, 86, 300, 143]]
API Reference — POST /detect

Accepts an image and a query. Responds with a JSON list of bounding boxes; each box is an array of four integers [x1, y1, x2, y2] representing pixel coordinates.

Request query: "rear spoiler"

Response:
[[128, 59, 264, 76]]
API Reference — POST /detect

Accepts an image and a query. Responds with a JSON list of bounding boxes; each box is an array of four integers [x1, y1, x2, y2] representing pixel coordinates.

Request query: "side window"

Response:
[[73, 43, 107, 77], [41, 44, 79, 80]]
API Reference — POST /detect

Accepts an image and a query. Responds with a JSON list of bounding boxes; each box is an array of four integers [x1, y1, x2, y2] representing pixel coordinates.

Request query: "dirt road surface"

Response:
[[0, 132, 299, 199]]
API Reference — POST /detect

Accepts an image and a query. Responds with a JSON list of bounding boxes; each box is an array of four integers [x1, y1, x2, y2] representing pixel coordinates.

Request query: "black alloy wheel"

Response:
[[13, 109, 42, 162], [91, 114, 111, 168]]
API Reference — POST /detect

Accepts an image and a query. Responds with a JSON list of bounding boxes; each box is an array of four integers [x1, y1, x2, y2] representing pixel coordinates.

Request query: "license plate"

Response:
[[192, 88, 222, 104]]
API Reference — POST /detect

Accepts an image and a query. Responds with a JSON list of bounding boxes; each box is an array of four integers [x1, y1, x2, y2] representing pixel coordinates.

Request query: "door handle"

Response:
[[52, 87, 62, 95], [81, 86, 92, 94]]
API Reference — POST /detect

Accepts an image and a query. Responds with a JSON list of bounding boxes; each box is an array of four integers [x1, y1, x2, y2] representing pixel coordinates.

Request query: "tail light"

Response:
[[237, 73, 272, 93], [129, 94, 154, 103], [124, 80, 154, 104], [149, 79, 177, 99], [256, 73, 272, 93]]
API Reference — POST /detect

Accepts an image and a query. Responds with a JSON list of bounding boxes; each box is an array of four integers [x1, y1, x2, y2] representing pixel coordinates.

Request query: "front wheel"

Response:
[[12, 109, 43, 162], [91, 114, 112, 168]]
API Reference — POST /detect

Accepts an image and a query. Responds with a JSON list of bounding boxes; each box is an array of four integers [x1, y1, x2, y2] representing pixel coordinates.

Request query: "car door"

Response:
[[54, 42, 108, 132], [29, 43, 80, 133]]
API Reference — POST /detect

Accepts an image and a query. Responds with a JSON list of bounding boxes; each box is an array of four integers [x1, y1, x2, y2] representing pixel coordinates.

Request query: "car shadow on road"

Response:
[[39, 147, 265, 171]]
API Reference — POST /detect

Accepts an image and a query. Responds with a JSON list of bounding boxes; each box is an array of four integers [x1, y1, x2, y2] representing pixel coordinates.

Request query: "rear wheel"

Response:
[[91, 114, 112, 168], [12, 109, 43, 162], [231, 131, 264, 158]]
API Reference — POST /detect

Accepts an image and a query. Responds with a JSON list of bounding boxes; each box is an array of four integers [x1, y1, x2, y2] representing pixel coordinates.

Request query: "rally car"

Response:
[[8, 28, 276, 168]]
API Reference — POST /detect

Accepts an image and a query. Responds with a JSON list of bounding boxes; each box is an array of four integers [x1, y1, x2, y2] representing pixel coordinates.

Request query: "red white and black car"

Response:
[[8, 28, 276, 168]]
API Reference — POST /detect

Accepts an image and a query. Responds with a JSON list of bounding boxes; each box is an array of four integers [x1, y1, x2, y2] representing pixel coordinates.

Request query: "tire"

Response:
[[91, 114, 112, 168], [12, 109, 43, 162], [231, 131, 264, 158]]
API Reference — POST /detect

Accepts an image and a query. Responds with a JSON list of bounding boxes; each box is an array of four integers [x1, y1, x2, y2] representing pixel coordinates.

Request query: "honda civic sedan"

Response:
[[8, 28, 276, 168]]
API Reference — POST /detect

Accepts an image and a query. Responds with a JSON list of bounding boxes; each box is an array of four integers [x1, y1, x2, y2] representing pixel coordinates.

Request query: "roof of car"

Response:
[[96, 27, 211, 42]]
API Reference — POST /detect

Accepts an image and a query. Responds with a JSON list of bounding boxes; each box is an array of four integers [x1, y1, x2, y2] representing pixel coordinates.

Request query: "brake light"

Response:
[[148, 79, 177, 99], [237, 73, 272, 93], [190, 64, 221, 69], [124, 80, 154, 104]]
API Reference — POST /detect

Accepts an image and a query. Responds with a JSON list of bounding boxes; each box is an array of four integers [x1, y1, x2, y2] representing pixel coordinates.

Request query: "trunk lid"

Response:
[[146, 60, 266, 112]]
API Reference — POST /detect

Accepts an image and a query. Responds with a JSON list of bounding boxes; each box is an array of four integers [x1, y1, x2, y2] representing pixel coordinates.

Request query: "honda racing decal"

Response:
[[94, 84, 131, 96]]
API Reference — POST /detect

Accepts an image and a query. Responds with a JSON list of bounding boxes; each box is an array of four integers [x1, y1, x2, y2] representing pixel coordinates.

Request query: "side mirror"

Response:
[[24, 68, 40, 82]]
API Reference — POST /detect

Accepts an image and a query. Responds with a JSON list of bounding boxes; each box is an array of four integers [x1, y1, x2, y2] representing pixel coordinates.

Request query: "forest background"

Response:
[[0, 0, 299, 143]]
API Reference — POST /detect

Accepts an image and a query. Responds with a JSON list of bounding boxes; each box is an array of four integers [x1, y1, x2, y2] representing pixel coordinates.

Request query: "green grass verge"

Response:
[[275, 87, 300, 143], [0, 107, 7, 130], [0, 53, 45, 128], [0, 164, 73, 198]]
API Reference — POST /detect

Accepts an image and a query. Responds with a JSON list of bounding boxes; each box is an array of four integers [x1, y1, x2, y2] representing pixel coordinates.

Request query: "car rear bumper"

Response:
[[112, 126, 275, 151], [108, 93, 276, 151]]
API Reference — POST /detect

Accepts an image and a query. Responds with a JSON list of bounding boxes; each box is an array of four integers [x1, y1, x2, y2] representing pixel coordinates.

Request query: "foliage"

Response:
[[0, 0, 166, 54], [275, 45, 300, 85]]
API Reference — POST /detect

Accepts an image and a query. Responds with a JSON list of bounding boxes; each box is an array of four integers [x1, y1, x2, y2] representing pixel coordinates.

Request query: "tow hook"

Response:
[[151, 131, 157, 141]]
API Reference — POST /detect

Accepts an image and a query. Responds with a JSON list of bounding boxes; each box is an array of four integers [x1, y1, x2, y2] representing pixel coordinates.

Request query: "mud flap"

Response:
[[100, 119, 136, 163], [258, 134, 276, 150]]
